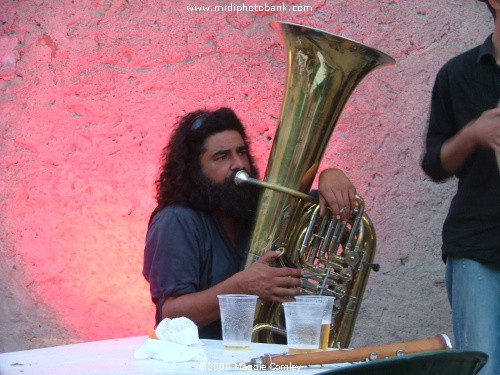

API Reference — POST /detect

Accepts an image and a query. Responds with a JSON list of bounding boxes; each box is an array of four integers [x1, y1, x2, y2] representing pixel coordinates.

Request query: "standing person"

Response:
[[143, 107, 358, 340], [422, 1, 499, 374]]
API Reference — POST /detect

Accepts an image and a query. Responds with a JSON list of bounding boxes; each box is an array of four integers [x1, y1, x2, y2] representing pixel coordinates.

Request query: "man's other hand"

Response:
[[318, 168, 357, 221]]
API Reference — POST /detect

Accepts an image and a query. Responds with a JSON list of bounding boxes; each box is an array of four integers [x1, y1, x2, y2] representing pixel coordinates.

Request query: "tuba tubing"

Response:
[[242, 22, 394, 348]]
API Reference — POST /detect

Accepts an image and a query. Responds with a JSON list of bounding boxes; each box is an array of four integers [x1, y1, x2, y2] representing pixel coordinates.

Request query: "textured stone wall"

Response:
[[0, 0, 492, 352]]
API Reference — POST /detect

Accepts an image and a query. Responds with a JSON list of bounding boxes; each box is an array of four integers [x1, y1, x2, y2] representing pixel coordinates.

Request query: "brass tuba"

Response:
[[237, 22, 395, 348]]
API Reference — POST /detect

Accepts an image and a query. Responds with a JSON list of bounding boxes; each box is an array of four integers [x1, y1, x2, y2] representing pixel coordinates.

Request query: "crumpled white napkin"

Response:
[[134, 317, 207, 362]]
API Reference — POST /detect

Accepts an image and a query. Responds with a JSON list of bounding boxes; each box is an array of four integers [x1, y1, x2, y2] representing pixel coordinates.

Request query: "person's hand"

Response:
[[237, 250, 302, 303], [318, 168, 357, 221], [468, 108, 500, 152], [440, 108, 500, 175]]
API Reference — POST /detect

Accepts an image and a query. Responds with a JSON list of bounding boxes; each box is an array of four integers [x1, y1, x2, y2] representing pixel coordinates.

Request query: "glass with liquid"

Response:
[[295, 295, 335, 350], [283, 301, 323, 354], [218, 294, 258, 350]]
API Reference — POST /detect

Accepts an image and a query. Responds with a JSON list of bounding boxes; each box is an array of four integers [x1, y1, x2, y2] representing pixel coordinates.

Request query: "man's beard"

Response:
[[195, 170, 261, 222]]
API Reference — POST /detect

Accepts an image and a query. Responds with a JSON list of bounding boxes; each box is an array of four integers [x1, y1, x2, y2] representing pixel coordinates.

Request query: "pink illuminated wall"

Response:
[[0, 0, 492, 350]]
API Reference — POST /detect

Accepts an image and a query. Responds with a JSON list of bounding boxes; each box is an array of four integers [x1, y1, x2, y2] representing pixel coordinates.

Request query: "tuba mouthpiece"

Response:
[[234, 170, 249, 186]]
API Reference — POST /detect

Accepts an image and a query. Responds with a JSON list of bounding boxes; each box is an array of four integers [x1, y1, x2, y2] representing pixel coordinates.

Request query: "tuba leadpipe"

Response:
[[242, 22, 395, 348]]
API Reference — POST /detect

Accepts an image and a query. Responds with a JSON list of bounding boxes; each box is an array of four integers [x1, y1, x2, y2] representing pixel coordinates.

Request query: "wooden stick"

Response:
[[258, 334, 451, 367]]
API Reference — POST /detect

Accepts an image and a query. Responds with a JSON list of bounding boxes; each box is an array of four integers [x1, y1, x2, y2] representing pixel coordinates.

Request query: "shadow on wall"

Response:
[[0, 254, 81, 353]]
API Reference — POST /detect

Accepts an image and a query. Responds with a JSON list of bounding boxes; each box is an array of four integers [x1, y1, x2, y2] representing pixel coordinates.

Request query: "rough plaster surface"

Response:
[[0, 0, 492, 352]]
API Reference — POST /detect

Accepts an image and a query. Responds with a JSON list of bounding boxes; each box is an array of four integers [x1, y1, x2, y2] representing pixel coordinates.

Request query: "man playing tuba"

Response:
[[143, 107, 358, 340]]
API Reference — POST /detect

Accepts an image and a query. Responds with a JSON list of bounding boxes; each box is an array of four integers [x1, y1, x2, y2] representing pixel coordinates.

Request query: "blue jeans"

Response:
[[446, 257, 499, 375]]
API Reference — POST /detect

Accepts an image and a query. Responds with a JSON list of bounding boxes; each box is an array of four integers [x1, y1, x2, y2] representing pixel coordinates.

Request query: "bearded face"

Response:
[[195, 169, 261, 222]]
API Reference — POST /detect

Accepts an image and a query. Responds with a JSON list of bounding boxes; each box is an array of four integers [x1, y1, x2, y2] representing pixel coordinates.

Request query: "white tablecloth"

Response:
[[0, 336, 349, 374]]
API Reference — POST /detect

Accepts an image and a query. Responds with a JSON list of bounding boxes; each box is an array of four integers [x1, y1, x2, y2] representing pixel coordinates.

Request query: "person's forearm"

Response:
[[440, 121, 477, 174], [161, 272, 246, 328], [161, 250, 303, 327]]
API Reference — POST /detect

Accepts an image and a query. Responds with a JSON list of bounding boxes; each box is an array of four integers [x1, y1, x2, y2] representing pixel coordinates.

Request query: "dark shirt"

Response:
[[422, 34, 500, 267], [143, 205, 248, 339]]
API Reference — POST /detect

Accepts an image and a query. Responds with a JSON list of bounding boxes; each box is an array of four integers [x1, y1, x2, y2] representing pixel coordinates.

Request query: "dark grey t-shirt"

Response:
[[143, 205, 248, 339]]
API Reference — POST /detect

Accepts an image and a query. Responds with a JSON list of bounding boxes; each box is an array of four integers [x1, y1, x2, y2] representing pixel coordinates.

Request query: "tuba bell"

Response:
[[237, 22, 395, 348]]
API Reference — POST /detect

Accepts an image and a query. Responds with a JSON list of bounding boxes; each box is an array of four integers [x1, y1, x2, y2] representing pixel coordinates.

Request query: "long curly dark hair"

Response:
[[149, 107, 258, 223]]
